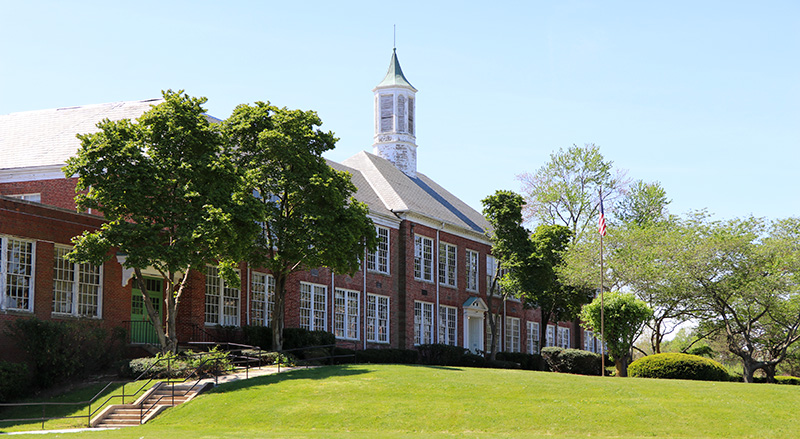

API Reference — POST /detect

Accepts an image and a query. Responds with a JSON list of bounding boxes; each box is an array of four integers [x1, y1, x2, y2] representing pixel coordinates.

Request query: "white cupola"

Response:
[[373, 48, 418, 177]]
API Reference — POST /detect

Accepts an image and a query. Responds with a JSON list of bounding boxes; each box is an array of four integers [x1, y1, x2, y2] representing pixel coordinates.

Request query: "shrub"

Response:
[[486, 359, 521, 369], [459, 353, 487, 368], [241, 349, 297, 366], [628, 353, 730, 382], [184, 347, 233, 375], [356, 348, 419, 365], [0, 361, 31, 402], [496, 352, 547, 371], [542, 347, 602, 375], [7, 318, 125, 388], [241, 326, 336, 351], [418, 344, 469, 366], [775, 376, 800, 385]]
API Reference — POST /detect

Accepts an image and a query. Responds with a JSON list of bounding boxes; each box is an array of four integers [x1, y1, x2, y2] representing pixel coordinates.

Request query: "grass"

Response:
[[4, 364, 800, 438], [0, 379, 153, 432]]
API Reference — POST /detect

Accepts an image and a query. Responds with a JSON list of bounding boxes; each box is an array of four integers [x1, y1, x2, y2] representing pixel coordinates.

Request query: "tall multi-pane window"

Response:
[[414, 301, 434, 345], [438, 242, 457, 287], [466, 250, 479, 292], [486, 314, 502, 352], [546, 325, 555, 347], [205, 266, 240, 326], [584, 330, 597, 353], [414, 235, 433, 282], [334, 288, 359, 340], [250, 272, 275, 327], [52, 246, 102, 318], [300, 282, 327, 331], [366, 294, 390, 343], [558, 326, 571, 349], [527, 321, 540, 354], [438, 305, 457, 346], [505, 317, 521, 353], [367, 226, 389, 274], [1, 236, 35, 312], [486, 255, 500, 295]]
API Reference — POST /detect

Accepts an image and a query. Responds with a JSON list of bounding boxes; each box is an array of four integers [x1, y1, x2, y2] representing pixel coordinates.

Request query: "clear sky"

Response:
[[2, 1, 798, 222]]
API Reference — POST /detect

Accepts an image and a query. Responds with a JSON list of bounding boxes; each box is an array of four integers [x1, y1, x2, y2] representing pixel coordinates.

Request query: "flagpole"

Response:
[[599, 188, 606, 376]]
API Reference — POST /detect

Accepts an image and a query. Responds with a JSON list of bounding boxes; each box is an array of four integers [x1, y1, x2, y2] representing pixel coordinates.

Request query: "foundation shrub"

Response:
[[628, 353, 729, 382], [542, 347, 602, 375], [356, 348, 419, 365], [7, 318, 125, 388], [241, 326, 335, 352], [418, 344, 469, 366], [0, 361, 30, 402], [496, 352, 547, 371]]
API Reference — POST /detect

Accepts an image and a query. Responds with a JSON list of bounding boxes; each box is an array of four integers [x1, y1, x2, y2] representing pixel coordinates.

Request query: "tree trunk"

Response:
[[741, 357, 763, 383], [763, 363, 777, 383], [272, 274, 287, 352], [614, 354, 630, 377], [133, 269, 169, 353]]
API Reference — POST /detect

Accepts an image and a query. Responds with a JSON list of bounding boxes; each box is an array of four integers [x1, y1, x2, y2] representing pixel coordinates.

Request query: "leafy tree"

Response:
[[686, 215, 800, 382], [560, 208, 703, 354], [220, 102, 377, 351], [482, 191, 592, 358], [580, 291, 652, 377], [64, 90, 260, 354], [615, 180, 670, 227], [517, 143, 627, 241], [481, 190, 533, 360]]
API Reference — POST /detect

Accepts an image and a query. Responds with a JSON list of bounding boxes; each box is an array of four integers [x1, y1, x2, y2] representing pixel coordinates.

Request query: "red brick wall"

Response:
[[0, 177, 83, 212], [0, 197, 129, 362]]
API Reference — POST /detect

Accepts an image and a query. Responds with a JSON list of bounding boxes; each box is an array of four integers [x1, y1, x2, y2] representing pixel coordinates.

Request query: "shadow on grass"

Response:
[[0, 381, 133, 433], [209, 364, 373, 394]]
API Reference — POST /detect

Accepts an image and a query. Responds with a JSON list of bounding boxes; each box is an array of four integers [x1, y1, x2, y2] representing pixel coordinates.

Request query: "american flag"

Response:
[[598, 198, 607, 236]]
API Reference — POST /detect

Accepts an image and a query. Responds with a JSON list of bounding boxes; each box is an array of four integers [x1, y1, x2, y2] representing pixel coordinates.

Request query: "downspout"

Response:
[[331, 271, 335, 334], [503, 299, 507, 352], [363, 246, 368, 350], [435, 221, 444, 344], [246, 266, 251, 325]]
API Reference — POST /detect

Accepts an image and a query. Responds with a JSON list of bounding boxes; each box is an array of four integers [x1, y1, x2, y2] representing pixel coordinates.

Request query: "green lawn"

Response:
[[4, 364, 800, 438]]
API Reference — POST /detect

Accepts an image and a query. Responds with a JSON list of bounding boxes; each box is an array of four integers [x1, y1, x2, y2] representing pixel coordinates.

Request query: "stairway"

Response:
[[91, 381, 213, 428]]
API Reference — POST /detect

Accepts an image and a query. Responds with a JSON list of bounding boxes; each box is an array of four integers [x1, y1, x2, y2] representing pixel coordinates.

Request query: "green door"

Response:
[[131, 278, 163, 344]]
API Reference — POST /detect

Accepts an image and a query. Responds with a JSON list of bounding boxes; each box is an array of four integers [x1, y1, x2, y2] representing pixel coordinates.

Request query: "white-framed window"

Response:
[[466, 250, 479, 292], [584, 330, 598, 353], [367, 226, 390, 274], [486, 255, 503, 295], [414, 235, 433, 282], [8, 193, 42, 203], [438, 305, 457, 346], [300, 282, 327, 331], [205, 266, 241, 326], [52, 246, 102, 318], [438, 242, 457, 287], [334, 288, 359, 340], [558, 326, 571, 349], [527, 321, 540, 354], [546, 324, 555, 348], [366, 293, 390, 343], [379, 94, 393, 133], [505, 317, 521, 353], [250, 272, 275, 327], [0, 236, 35, 312], [414, 301, 434, 345], [486, 313, 502, 352]]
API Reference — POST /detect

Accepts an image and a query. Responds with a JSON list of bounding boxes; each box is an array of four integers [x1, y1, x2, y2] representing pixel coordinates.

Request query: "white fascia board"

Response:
[[369, 212, 402, 229], [396, 211, 492, 246], [0, 164, 70, 183]]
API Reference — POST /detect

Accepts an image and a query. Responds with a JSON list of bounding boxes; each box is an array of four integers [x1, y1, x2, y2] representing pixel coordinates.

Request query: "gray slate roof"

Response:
[[0, 99, 163, 170], [342, 151, 490, 235]]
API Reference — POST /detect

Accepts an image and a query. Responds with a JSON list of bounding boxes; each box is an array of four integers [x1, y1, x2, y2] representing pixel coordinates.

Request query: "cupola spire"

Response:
[[373, 48, 418, 177]]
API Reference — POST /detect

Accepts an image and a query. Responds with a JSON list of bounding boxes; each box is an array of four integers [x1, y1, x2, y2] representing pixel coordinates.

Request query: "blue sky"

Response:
[[2, 1, 798, 221]]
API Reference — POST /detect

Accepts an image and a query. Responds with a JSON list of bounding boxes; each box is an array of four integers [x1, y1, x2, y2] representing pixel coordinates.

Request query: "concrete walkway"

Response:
[[1, 364, 299, 436]]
